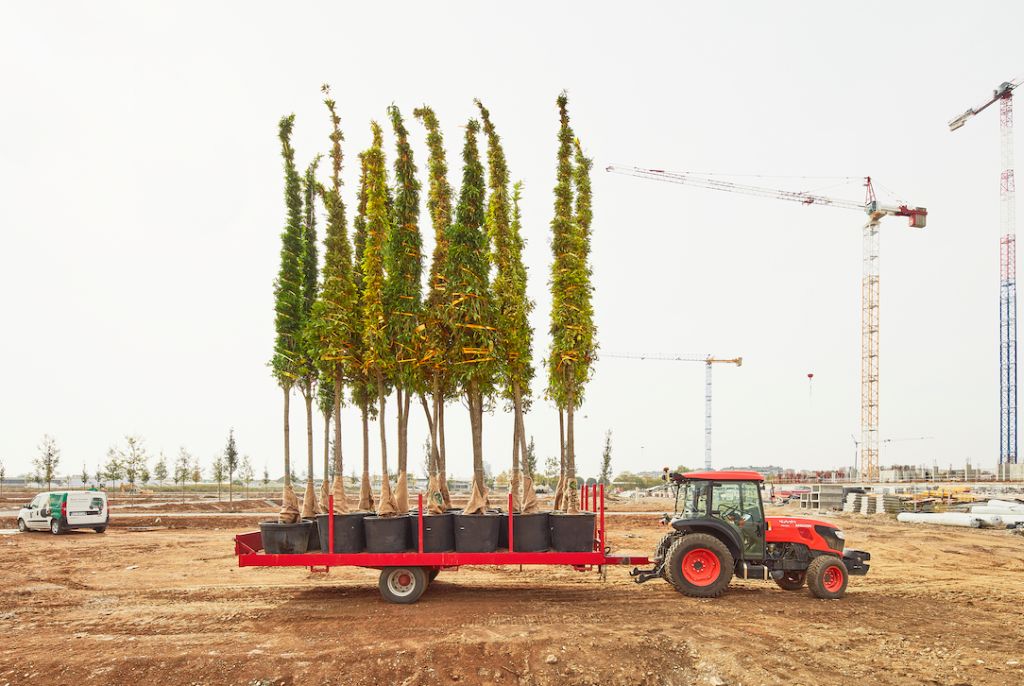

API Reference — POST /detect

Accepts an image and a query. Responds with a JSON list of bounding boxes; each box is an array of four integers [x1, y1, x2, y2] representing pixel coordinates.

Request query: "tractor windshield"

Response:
[[676, 481, 710, 518]]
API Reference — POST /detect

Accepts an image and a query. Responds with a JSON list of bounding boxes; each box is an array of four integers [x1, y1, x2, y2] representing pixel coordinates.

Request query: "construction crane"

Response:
[[603, 352, 742, 470], [949, 78, 1021, 467], [606, 166, 927, 482]]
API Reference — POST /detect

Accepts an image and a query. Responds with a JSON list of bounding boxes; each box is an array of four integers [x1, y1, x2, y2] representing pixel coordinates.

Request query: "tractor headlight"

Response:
[[834, 530, 845, 540]]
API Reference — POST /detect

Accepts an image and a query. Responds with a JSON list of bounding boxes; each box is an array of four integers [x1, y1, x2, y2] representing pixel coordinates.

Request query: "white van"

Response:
[[17, 491, 108, 534]]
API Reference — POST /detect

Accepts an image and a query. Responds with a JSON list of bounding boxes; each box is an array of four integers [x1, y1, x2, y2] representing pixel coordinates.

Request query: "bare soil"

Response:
[[1, 508, 1022, 686]]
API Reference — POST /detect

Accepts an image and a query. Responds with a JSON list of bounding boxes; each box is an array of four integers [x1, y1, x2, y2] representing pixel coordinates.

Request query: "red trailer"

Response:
[[234, 484, 651, 603]]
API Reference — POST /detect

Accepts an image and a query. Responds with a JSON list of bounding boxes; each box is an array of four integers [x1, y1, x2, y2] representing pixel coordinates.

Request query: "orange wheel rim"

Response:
[[681, 548, 720, 586]]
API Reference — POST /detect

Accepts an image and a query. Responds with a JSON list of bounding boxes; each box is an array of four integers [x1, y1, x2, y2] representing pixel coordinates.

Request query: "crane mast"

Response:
[[603, 352, 741, 470], [950, 80, 1019, 466], [607, 166, 926, 481]]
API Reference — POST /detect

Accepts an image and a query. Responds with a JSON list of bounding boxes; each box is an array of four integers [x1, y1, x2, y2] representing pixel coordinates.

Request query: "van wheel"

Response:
[[50, 519, 63, 535], [17, 519, 27, 533], [94, 527, 107, 534]]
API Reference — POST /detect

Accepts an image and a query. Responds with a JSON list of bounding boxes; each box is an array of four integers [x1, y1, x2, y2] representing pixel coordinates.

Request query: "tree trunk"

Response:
[[509, 381, 526, 513], [283, 385, 292, 487], [469, 382, 484, 492], [565, 394, 579, 513], [376, 371, 397, 515], [359, 404, 374, 511], [438, 393, 450, 508], [301, 382, 318, 518], [554, 407, 567, 511], [394, 387, 410, 513]]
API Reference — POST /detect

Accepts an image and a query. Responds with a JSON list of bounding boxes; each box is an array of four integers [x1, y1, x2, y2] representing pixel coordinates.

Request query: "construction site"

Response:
[[5, 4, 1024, 686]]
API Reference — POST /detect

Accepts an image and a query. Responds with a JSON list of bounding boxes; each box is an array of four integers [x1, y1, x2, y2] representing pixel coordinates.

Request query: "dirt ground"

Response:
[[1, 506, 1022, 686]]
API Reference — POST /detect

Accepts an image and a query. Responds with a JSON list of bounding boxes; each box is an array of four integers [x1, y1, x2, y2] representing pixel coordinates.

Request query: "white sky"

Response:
[[1, 2, 1020, 480]]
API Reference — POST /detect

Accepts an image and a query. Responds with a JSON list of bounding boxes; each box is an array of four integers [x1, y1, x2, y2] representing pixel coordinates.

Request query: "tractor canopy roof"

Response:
[[681, 470, 765, 482]]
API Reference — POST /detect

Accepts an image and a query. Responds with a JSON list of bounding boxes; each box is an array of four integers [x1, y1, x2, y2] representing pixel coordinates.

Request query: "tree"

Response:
[[351, 151, 377, 512], [385, 104, 423, 514], [119, 435, 148, 500], [224, 429, 239, 503], [414, 104, 455, 511], [262, 464, 270, 496], [477, 100, 536, 513], [444, 119, 499, 513], [174, 449, 191, 503], [153, 453, 168, 487], [191, 458, 202, 494], [524, 436, 538, 479], [0, 460, 5, 498], [599, 430, 613, 486], [309, 85, 358, 515], [240, 455, 254, 500], [298, 155, 324, 519], [34, 435, 61, 492], [271, 114, 306, 524], [103, 447, 123, 495], [212, 455, 225, 500], [140, 465, 151, 489], [547, 92, 596, 514], [79, 464, 89, 488], [361, 122, 398, 516]]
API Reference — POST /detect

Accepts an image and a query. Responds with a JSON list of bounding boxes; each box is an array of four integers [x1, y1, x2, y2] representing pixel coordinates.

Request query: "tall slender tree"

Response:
[[362, 122, 398, 516], [384, 105, 423, 514], [352, 152, 376, 512], [547, 92, 596, 514], [224, 429, 239, 503], [414, 105, 454, 511], [34, 435, 61, 492], [476, 100, 537, 513], [311, 85, 359, 514], [445, 119, 498, 514], [271, 114, 305, 523], [299, 155, 324, 518]]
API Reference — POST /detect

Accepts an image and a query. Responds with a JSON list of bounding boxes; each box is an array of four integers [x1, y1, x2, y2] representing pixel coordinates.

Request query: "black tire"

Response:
[[807, 556, 848, 599], [427, 569, 440, 583], [774, 571, 806, 591], [50, 519, 63, 535], [665, 533, 734, 598], [94, 527, 107, 534], [17, 519, 27, 533], [378, 567, 429, 604]]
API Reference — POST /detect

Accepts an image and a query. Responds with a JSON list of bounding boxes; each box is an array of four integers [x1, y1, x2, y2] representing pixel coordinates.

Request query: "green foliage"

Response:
[[271, 115, 306, 387], [476, 101, 535, 405], [311, 88, 361, 389], [153, 453, 168, 484], [547, 92, 596, 408], [525, 436, 538, 476], [384, 105, 423, 386], [443, 119, 498, 393], [350, 152, 378, 416], [360, 122, 392, 379], [118, 435, 148, 488], [174, 449, 191, 487], [224, 429, 239, 478]]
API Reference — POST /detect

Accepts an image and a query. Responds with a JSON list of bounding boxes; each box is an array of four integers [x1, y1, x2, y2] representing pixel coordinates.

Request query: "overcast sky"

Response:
[[1, 2, 1021, 481]]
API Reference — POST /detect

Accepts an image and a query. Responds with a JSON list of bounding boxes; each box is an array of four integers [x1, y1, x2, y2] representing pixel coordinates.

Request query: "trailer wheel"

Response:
[[378, 567, 429, 604], [774, 571, 806, 591], [665, 533, 734, 598], [807, 556, 848, 599]]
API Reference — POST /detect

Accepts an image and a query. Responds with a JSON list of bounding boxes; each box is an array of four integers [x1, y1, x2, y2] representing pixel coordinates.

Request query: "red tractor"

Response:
[[631, 470, 870, 599]]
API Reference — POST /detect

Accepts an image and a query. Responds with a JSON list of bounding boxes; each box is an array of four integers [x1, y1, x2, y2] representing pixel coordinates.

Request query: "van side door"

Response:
[[27, 495, 47, 529]]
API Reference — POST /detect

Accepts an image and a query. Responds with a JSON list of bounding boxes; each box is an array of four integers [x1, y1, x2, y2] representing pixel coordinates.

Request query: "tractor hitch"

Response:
[[630, 564, 664, 584]]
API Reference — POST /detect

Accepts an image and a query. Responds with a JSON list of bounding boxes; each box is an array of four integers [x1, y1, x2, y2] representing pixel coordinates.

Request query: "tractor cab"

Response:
[[664, 470, 767, 560]]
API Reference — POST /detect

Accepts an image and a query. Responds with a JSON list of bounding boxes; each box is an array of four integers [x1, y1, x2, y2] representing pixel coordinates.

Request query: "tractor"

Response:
[[631, 470, 870, 599]]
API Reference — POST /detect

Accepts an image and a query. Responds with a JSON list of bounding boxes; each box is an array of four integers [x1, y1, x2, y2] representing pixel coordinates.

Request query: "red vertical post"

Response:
[[507, 492, 515, 552], [599, 484, 605, 553], [583, 484, 588, 511], [417, 493, 424, 554], [328, 495, 335, 555]]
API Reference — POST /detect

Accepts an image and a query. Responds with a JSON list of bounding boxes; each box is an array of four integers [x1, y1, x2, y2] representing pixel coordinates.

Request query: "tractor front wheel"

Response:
[[807, 556, 848, 599], [774, 571, 806, 591], [665, 533, 734, 598]]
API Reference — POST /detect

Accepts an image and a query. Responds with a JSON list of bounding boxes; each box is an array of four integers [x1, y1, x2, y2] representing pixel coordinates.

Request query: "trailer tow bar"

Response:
[[630, 562, 664, 584]]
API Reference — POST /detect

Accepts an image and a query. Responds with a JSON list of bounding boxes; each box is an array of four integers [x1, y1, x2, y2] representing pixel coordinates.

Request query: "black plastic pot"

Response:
[[453, 512, 501, 552], [508, 512, 551, 552], [259, 520, 312, 555], [304, 517, 320, 552], [549, 512, 596, 552], [364, 514, 411, 552], [408, 512, 455, 552], [316, 512, 369, 553], [498, 513, 509, 548]]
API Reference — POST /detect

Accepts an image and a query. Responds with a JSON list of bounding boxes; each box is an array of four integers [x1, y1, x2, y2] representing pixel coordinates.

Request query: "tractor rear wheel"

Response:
[[774, 571, 806, 591], [665, 533, 734, 598], [807, 556, 848, 599]]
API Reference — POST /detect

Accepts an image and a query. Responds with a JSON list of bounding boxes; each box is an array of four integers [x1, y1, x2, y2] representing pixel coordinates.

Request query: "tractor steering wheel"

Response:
[[718, 504, 744, 524]]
